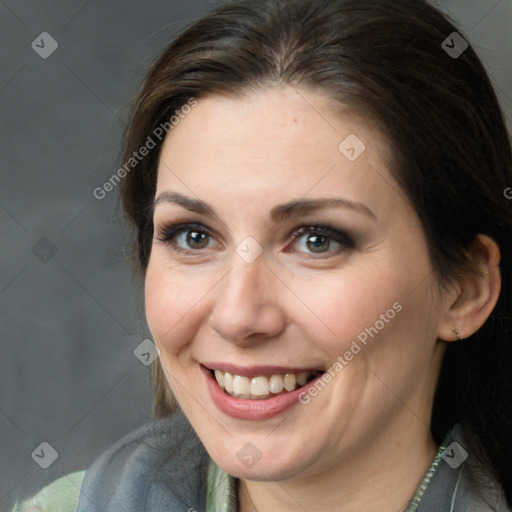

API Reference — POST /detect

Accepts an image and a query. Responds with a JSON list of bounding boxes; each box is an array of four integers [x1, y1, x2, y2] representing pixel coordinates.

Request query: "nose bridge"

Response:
[[218, 255, 265, 315], [209, 253, 285, 343]]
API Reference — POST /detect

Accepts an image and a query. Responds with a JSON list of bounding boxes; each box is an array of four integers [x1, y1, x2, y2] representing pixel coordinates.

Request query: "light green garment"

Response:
[[13, 472, 84, 512]]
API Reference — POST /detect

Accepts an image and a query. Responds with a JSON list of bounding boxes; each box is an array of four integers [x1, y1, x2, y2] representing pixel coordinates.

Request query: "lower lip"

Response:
[[202, 366, 323, 421]]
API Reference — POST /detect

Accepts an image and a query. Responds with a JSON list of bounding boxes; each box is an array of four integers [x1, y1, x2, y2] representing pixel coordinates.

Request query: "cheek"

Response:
[[287, 263, 406, 350], [288, 251, 436, 371], [144, 255, 209, 354]]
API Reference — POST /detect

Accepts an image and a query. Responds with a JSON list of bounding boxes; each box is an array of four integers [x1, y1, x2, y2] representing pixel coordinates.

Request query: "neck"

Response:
[[238, 418, 438, 512]]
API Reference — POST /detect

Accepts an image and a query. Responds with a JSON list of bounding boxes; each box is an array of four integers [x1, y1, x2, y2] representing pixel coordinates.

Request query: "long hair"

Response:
[[120, 0, 512, 502]]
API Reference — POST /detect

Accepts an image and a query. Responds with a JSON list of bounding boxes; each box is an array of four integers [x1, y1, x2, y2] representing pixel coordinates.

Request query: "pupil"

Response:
[[187, 231, 208, 249], [307, 234, 330, 253]]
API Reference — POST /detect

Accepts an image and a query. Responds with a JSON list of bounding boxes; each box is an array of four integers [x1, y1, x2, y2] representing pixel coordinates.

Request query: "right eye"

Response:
[[156, 223, 220, 254]]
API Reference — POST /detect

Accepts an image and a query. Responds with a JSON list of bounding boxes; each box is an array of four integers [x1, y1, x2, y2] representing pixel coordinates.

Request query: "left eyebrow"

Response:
[[270, 197, 376, 222]]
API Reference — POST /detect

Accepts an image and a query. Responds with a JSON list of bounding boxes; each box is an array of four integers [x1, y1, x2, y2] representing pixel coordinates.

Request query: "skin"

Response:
[[144, 86, 501, 511]]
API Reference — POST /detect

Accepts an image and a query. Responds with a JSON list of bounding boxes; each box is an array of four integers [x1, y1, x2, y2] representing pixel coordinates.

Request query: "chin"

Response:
[[202, 431, 315, 482]]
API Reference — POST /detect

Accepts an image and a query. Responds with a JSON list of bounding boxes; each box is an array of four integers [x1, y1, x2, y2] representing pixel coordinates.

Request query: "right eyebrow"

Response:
[[153, 192, 215, 217]]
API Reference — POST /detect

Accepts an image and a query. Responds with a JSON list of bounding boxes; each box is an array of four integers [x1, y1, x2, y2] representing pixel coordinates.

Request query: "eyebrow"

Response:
[[270, 197, 376, 222], [154, 192, 215, 216], [153, 191, 376, 222]]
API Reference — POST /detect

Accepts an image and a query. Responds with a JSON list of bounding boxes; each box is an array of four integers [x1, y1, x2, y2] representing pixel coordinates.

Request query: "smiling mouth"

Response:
[[210, 369, 323, 400]]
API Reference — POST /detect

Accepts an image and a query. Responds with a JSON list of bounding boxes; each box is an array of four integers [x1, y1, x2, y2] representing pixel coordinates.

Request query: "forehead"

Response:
[[155, 86, 397, 216]]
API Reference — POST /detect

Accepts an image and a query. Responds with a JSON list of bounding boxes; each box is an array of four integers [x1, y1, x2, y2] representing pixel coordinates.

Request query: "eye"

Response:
[[296, 233, 337, 253], [156, 223, 219, 253], [176, 229, 211, 250], [288, 225, 354, 257]]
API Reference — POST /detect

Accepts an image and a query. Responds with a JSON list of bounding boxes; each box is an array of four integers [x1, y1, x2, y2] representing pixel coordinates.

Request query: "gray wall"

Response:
[[0, 0, 510, 510]]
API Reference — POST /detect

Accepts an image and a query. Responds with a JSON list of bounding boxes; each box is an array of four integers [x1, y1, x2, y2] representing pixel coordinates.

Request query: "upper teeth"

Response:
[[214, 370, 313, 399]]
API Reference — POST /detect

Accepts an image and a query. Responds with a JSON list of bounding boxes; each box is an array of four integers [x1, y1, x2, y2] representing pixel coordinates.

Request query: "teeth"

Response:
[[214, 370, 224, 388], [233, 375, 251, 399], [296, 372, 308, 386], [213, 369, 316, 400], [269, 374, 284, 393], [251, 376, 270, 396], [224, 372, 234, 393], [284, 373, 296, 392]]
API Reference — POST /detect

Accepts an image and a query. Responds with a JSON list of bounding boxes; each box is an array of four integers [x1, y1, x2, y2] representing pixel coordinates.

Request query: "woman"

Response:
[[14, 0, 512, 510]]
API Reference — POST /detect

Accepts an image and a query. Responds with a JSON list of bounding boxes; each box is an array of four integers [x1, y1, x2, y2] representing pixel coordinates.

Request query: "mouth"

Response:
[[204, 366, 324, 400]]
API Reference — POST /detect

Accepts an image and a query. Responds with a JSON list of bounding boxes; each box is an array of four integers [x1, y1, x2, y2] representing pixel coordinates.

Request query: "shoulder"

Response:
[[12, 471, 85, 512], [13, 412, 208, 512], [77, 410, 209, 512], [418, 424, 511, 512], [452, 424, 511, 512]]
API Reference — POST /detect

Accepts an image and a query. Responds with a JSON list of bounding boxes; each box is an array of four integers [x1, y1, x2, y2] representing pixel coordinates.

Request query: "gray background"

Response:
[[0, 0, 510, 510]]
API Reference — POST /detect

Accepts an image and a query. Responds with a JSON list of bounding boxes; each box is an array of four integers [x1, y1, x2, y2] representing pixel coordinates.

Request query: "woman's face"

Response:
[[145, 87, 449, 481]]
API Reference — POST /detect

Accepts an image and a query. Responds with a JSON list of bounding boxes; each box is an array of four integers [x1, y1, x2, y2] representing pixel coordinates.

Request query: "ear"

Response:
[[438, 234, 501, 342]]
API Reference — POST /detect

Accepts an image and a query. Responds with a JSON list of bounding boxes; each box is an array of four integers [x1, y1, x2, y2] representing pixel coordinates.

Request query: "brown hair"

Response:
[[120, 0, 512, 501]]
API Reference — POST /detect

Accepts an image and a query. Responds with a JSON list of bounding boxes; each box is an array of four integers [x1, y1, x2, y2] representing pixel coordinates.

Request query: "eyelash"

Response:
[[155, 222, 355, 258], [156, 223, 217, 255], [287, 225, 355, 256]]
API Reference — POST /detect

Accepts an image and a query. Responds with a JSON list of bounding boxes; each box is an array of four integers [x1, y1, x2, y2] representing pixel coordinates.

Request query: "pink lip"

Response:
[[201, 365, 324, 421]]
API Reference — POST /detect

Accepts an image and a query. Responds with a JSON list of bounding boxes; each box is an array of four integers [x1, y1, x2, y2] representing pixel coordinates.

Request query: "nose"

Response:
[[208, 256, 287, 346]]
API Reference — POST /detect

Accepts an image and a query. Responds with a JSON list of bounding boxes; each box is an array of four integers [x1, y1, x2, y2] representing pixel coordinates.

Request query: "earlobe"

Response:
[[438, 234, 501, 342], [451, 328, 461, 342]]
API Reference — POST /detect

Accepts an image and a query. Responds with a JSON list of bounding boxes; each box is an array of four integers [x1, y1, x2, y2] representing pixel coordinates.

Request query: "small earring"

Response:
[[452, 328, 462, 341]]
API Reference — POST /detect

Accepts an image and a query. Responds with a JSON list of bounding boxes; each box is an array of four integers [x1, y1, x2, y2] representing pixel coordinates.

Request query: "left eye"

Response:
[[294, 233, 339, 253], [289, 227, 354, 256]]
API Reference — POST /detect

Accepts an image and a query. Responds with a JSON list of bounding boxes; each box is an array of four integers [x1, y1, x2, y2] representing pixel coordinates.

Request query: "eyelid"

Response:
[[289, 225, 355, 245], [284, 224, 355, 258], [155, 221, 213, 240], [155, 222, 220, 253]]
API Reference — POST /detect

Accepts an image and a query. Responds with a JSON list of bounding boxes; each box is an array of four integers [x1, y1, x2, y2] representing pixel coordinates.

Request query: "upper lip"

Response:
[[202, 363, 324, 378]]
